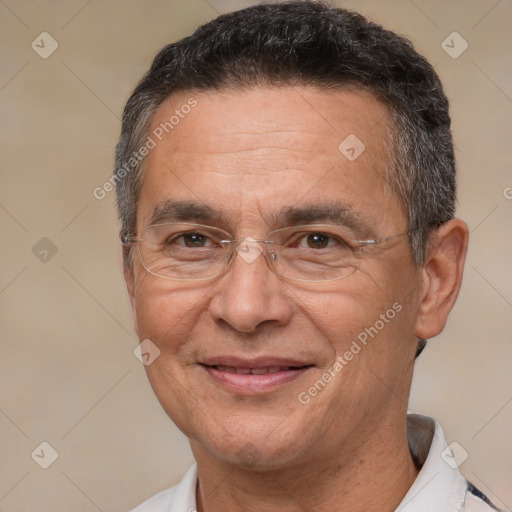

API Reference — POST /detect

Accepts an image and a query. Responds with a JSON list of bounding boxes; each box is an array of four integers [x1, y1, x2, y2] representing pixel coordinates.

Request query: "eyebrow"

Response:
[[273, 203, 376, 237], [148, 200, 225, 226], [147, 200, 375, 237]]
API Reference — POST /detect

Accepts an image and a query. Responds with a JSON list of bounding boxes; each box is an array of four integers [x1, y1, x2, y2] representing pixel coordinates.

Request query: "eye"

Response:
[[294, 232, 347, 250], [303, 232, 332, 249], [172, 232, 215, 248]]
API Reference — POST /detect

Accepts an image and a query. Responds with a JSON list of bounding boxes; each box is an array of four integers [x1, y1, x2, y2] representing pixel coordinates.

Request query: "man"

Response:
[[114, 2, 500, 510]]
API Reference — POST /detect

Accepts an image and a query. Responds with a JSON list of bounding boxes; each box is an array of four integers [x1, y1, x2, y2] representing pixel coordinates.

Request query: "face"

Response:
[[125, 86, 425, 470]]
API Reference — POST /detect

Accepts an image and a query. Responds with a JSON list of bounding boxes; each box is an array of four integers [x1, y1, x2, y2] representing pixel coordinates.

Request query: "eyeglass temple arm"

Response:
[[120, 233, 141, 244], [354, 229, 416, 246]]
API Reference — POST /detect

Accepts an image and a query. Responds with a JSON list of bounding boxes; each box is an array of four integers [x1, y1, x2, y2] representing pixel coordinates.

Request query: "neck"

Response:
[[193, 415, 419, 512]]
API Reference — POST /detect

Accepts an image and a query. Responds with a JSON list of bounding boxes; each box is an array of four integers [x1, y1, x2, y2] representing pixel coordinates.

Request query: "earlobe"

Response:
[[414, 219, 469, 340]]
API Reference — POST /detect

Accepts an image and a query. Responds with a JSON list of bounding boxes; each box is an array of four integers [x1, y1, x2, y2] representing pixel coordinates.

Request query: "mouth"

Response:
[[199, 358, 314, 393], [211, 364, 306, 374]]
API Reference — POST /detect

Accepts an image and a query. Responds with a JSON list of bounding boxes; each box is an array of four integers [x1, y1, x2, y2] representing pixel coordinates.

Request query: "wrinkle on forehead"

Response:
[[138, 86, 404, 236]]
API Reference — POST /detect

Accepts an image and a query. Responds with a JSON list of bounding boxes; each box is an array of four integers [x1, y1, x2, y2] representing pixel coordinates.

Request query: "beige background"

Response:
[[1, 0, 511, 510]]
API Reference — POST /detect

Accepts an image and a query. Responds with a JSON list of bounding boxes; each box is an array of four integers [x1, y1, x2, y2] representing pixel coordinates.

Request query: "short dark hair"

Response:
[[115, 0, 456, 265]]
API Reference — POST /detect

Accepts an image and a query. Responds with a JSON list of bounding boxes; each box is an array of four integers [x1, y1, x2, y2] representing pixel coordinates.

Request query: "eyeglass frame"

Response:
[[121, 222, 416, 283]]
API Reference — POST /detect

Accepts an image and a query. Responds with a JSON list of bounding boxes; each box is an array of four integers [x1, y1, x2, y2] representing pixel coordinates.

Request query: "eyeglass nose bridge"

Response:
[[222, 237, 277, 266]]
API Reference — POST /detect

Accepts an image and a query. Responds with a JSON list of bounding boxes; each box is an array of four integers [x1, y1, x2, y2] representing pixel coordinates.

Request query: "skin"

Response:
[[124, 86, 469, 511]]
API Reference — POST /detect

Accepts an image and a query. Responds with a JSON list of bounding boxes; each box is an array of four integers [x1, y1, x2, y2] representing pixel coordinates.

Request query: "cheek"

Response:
[[295, 263, 418, 380], [132, 280, 211, 433], [133, 274, 208, 350], [291, 282, 397, 345]]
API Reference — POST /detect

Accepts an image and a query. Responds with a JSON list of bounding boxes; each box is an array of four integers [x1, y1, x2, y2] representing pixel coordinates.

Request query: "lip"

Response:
[[200, 356, 313, 394]]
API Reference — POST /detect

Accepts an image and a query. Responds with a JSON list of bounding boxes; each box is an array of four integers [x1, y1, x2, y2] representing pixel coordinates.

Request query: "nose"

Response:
[[208, 238, 293, 333]]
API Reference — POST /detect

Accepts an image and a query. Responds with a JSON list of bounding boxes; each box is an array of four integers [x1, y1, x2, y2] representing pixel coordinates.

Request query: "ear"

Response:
[[123, 262, 140, 337], [414, 219, 469, 339]]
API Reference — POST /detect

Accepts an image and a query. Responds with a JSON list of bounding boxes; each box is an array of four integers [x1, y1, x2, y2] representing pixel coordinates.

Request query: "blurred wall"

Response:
[[1, 0, 510, 510]]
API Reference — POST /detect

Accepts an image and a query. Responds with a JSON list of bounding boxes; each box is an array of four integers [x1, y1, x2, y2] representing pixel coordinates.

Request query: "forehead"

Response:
[[138, 86, 405, 233], [150, 86, 389, 151]]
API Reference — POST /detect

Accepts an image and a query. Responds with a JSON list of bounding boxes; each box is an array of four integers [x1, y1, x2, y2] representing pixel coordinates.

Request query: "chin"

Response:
[[187, 414, 318, 471]]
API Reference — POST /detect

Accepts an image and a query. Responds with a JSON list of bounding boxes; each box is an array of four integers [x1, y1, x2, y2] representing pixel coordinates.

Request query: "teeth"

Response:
[[217, 365, 236, 373], [251, 368, 269, 375], [214, 365, 296, 374]]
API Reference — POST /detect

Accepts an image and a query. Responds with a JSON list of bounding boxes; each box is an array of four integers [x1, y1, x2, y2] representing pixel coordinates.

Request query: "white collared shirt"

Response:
[[129, 414, 502, 512]]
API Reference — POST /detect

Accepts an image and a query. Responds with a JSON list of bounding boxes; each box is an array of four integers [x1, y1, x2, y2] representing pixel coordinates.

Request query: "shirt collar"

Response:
[[397, 414, 468, 512], [168, 463, 197, 510]]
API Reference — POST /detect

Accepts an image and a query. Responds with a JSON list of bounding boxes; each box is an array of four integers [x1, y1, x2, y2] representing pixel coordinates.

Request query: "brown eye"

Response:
[[306, 233, 331, 249], [182, 233, 209, 247], [167, 232, 215, 248]]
